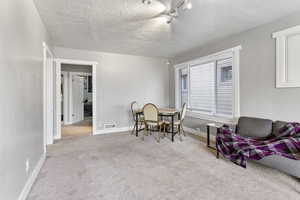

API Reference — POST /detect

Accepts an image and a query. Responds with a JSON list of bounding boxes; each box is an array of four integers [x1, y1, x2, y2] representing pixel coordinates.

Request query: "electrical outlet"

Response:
[[26, 159, 30, 173]]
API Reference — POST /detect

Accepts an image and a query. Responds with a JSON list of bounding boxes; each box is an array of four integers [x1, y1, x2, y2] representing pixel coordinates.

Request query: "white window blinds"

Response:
[[189, 62, 215, 113], [216, 58, 233, 116]]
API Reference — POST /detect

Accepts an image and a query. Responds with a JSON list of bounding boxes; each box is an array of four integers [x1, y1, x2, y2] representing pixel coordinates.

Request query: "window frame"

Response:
[[174, 46, 241, 123]]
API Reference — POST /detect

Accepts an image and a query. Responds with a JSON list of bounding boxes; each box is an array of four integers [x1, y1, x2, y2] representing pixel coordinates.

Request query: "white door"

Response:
[[72, 75, 84, 123]]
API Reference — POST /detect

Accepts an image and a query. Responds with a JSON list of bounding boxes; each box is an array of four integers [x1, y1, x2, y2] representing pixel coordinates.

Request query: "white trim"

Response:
[[273, 25, 300, 88], [186, 111, 237, 124], [174, 46, 242, 68], [92, 64, 97, 135], [174, 46, 241, 123], [272, 25, 300, 38], [183, 126, 199, 134], [55, 59, 98, 139], [56, 58, 98, 66], [232, 47, 241, 119], [54, 60, 62, 140], [18, 153, 46, 200], [43, 42, 54, 149], [182, 126, 207, 137], [95, 126, 133, 135]]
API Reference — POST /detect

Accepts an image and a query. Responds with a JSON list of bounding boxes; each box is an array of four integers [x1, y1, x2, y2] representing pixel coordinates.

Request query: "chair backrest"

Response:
[[131, 101, 140, 121], [143, 103, 159, 122], [180, 103, 187, 121]]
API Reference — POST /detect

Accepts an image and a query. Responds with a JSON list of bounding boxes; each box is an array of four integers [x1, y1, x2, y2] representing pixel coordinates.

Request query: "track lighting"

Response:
[[182, 0, 192, 10], [142, 0, 152, 5], [143, 0, 192, 24], [164, 15, 174, 24]]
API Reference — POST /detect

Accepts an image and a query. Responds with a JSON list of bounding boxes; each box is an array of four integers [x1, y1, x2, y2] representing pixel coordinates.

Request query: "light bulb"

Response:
[[142, 0, 152, 5], [186, 2, 192, 9], [182, 0, 192, 10]]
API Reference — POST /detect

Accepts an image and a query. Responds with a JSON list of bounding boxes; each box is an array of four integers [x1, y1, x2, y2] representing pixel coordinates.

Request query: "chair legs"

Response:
[[141, 123, 168, 143], [131, 123, 136, 135], [178, 124, 183, 141], [157, 124, 165, 143], [181, 125, 186, 137], [142, 124, 148, 141]]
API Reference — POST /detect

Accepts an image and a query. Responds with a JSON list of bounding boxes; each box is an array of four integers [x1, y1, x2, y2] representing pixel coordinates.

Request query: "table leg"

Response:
[[216, 128, 220, 159], [135, 113, 138, 137], [171, 115, 174, 142], [206, 125, 210, 147]]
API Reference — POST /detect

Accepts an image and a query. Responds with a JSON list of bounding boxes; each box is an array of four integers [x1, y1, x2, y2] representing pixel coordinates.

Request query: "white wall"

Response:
[[170, 12, 300, 124], [54, 47, 170, 130], [0, 0, 50, 199]]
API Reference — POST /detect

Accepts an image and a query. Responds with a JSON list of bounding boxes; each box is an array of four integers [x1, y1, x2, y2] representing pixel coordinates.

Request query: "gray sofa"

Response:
[[235, 117, 300, 178]]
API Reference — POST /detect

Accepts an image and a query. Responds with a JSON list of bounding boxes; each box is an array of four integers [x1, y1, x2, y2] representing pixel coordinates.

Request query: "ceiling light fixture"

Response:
[[182, 0, 193, 10], [143, 0, 192, 24], [142, 0, 152, 5], [162, 14, 174, 24]]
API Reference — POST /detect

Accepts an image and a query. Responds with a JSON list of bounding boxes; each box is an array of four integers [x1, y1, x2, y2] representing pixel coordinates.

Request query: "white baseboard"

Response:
[[18, 153, 46, 200], [94, 126, 133, 135], [183, 126, 199, 135], [183, 126, 207, 137]]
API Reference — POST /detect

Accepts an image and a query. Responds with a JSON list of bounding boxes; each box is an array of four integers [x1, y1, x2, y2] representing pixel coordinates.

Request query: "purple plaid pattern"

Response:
[[216, 123, 300, 168]]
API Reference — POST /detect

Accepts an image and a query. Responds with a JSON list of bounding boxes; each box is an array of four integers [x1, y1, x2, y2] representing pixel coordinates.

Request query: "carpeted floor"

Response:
[[62, 119, 92, 139], [28, 132, 300, 200]]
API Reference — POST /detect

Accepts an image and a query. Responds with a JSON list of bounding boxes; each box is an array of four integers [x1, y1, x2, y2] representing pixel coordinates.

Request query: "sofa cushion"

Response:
[[237, 117, 273, 138], [272, 121, 288, 137]]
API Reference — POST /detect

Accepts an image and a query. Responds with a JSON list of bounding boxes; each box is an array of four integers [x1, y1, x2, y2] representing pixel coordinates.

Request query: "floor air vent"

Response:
[[104, 123, 116, 129]]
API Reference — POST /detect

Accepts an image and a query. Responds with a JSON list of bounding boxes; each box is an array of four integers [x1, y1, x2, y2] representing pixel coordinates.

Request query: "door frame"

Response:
[[43, 42, 55, 151], [54, 58, 98, 139]]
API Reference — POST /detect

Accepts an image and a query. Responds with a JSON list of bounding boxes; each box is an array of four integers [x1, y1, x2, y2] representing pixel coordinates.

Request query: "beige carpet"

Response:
[[62, 119, 92, 139], [28, 132, 300, 200]]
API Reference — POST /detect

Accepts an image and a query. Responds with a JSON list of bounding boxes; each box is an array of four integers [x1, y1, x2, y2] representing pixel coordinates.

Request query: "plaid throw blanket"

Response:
[[216, 123, 300, 168]]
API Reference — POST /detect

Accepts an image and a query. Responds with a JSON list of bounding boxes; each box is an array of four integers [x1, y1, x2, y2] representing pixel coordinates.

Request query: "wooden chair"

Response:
[[131, 101, 144, 135], [164, 103, 187, 141], [142, 103, 165, 142]]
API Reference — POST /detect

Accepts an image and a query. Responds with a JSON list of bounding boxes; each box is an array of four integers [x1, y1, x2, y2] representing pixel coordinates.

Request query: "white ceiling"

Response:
[[34, 0, 300, 58]]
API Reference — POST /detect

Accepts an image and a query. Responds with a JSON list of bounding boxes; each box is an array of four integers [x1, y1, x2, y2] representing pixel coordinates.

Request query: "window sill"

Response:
[[186, 110, 238, 124]]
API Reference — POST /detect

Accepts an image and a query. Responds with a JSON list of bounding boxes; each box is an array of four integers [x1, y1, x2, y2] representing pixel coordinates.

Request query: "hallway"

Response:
[[62, 119, 92, 139]]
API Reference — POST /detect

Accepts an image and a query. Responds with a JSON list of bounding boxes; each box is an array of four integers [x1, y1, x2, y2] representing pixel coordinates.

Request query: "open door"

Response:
[[71, 74, 84, 123]]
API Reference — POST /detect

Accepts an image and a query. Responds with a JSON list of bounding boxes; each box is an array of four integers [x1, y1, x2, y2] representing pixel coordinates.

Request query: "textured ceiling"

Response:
[[34, 0, 300, 58]]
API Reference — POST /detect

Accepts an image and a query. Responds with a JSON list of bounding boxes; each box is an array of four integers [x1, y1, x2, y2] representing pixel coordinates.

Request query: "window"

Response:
[[189, 62, 215, 113], [216, 58, 233, 116], [181, 74, 188, 90], [273, 25, 300, 88], [179, 68, 188, 107], [175, 46, 241, 120], [220, 65, 232, 83]]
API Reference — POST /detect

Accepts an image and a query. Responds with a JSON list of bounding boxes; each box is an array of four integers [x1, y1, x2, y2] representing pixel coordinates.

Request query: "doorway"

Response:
[[61, 65, 93, 139], [54, 59, 97, 140]]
